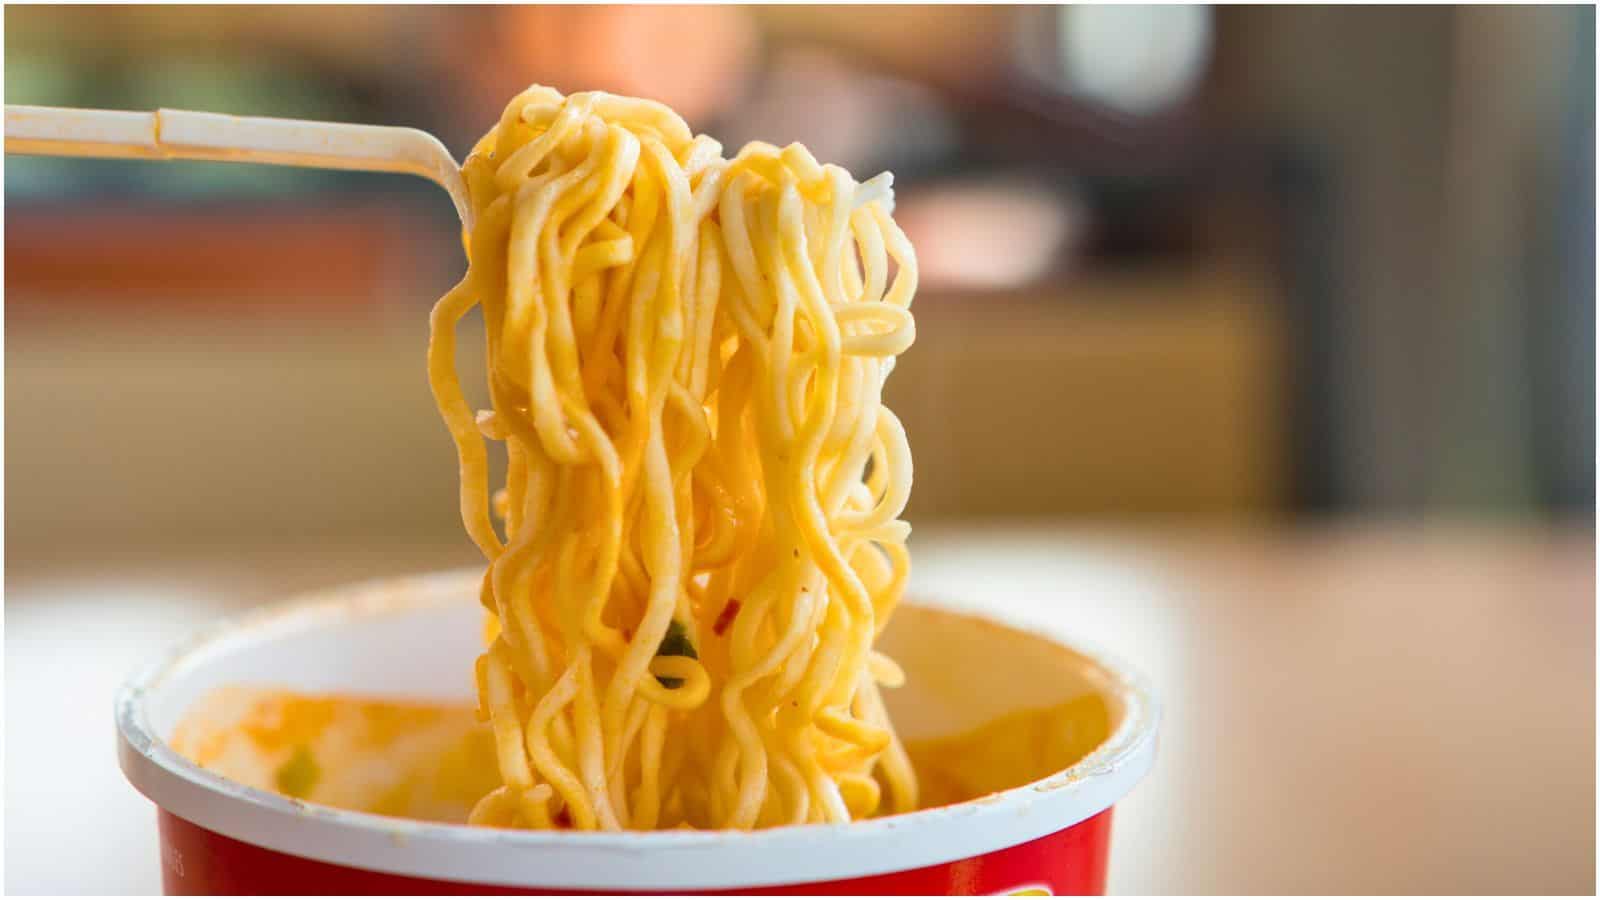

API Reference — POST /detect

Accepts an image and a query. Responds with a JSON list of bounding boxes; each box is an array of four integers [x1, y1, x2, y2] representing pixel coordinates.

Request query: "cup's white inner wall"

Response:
[[877, 604, 1124, 741], [146, 577, 482, 738], [148, 572, 1126, 752]]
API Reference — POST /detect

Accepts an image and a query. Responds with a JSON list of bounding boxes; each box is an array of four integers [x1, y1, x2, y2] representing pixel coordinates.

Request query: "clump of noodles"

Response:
[[427, 85, 918, 830]]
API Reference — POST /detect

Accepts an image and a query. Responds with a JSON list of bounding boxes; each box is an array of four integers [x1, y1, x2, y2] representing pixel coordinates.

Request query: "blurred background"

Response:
[[5, 5, 1594, 895]]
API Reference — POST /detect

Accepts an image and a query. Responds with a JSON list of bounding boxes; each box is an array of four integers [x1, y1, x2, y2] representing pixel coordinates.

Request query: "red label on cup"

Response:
[[158, 808, 1114, 895]]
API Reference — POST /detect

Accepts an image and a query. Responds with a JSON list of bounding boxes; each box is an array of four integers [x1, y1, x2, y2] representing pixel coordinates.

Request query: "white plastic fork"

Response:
[[5, 105, 473, 229]]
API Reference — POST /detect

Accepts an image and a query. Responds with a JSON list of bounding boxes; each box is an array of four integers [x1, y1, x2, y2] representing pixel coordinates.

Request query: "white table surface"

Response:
[[6, 523, 1593, 894]]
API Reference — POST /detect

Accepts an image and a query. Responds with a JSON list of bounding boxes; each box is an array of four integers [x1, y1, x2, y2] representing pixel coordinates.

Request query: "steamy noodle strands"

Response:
[[428, 86, 918, 830]]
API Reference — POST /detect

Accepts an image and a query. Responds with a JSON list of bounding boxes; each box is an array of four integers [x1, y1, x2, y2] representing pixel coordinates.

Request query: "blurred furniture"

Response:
[[6, 256, 1286, 562], [893, 261, 1285, 520], [10, 4, 1592, 519], [5, 204, 441, 311], [7, 3, 1293, 533], [4, 310, 465, 560]]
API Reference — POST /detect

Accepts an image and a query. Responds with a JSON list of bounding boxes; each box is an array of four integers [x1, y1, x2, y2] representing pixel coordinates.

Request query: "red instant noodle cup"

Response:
[[117, 571, 1159, 895]]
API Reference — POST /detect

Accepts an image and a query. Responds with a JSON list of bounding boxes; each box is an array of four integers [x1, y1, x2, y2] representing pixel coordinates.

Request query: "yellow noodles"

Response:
[[428, 85, 918, 830]]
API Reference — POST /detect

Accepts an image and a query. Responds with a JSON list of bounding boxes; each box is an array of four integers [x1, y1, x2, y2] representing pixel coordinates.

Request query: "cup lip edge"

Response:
[[115, 567, 1161, 888]]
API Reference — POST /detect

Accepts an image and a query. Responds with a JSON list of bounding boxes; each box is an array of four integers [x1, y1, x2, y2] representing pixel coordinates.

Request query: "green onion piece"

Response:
[[274, 745, 321, 799], [655, 619, 698, 688]]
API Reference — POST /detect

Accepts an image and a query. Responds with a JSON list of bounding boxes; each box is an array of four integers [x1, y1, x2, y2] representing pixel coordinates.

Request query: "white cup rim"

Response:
[[116, 568, 1160, 891]]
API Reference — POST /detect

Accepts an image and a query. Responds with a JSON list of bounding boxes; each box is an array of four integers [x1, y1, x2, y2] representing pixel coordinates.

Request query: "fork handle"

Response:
[[6, 105, 471, 227]]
